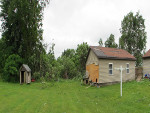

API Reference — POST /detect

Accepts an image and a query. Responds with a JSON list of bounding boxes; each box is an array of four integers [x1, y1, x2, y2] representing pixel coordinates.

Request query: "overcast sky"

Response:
[[42, 0, 150, 58]]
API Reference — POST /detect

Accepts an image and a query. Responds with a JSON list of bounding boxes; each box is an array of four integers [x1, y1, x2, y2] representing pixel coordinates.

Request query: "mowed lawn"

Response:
[[0, 79, 150, 113]]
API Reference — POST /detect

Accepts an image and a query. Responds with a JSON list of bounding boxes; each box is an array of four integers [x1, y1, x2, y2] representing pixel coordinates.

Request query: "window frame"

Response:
[[126, 63, 129, 74], [109, 63, 113, 75]]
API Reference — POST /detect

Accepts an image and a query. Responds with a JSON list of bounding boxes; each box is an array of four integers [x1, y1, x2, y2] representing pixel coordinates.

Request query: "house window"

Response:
[[109, 63, 113, 75], [126, 63, 129, 74]]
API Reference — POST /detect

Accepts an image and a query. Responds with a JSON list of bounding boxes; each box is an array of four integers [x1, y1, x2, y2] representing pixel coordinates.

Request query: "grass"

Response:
[[0, 79, 150, 113]]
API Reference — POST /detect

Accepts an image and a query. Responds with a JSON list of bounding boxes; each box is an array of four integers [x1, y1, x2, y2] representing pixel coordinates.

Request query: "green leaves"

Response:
[[0, 0, 48, 63], [119, 12, 147, 66], [105, 34, 118, 48], [3, 54, 22, 82], [76, 42, 89, 73], [0, 0, 49, 81]]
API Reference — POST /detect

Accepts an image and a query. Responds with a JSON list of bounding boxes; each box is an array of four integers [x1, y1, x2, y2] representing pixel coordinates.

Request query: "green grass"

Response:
[[0, 79, 150, 113]]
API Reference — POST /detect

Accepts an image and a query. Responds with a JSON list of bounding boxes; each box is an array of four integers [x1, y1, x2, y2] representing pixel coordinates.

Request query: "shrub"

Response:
[[33, 72, 41, 80], [3, 54, 22, 82]]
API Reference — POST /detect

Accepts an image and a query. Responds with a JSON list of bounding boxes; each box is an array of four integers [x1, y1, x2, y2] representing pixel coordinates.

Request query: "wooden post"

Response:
[[20, 71, 21, 84]]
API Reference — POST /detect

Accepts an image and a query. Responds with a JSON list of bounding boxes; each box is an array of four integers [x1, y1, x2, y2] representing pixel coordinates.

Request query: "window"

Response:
[[109, 63, 113, 75], [126, 63, 129, 74]]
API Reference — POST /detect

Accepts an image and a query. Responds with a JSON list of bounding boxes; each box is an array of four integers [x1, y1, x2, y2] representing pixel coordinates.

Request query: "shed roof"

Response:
[[20, 64, 31, 72], [89, 46, 136, 61], [143, 49, 150, 58]]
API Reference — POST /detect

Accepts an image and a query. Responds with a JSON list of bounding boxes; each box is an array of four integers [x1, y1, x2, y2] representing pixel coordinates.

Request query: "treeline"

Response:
[[31, 42, 89, 81], [0, 0, 147, 82], [0, 0, 89, 82]]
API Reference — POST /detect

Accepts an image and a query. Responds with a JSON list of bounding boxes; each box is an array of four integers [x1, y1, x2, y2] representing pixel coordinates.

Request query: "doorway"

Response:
[[86, 80, 88, 84], [21, 71, 24, 83]]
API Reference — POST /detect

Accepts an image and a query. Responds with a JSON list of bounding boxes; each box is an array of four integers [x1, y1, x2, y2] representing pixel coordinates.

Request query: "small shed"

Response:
[[20, 64, 31, 84]]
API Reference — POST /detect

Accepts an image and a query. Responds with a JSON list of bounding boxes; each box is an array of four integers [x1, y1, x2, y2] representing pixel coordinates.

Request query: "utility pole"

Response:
[[115, 65, 125, 97]]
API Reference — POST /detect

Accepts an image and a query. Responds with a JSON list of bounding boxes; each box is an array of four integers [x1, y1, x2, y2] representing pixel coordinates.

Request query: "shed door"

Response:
[[21, 71, 24, 83]]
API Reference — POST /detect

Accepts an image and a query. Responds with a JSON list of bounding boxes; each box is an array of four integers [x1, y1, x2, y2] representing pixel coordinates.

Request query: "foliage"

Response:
[[119, 12, 147, 66], [105, 34, 118, 48], [0, 0, 49, 81], [0, 0, 90, 81], [3, 54, 22, 82], [75, 42, 89, 74], [0, 0, 48, 61], [57, 56, 77, 79], [33, 72, 41, 80], [62, 49, 75, 59], [98, 38, 103, 47]]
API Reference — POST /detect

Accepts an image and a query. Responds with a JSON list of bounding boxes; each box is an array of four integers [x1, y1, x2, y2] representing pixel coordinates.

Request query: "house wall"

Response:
[[143, 58, 150, 76], [86, 50, 99, 82], [99, 59, 135, 83]]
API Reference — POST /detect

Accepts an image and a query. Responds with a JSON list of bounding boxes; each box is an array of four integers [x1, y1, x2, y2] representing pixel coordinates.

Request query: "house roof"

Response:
[[89, 46, 136, 61], [143, 49, 150, 58], [20, 64, 31, 72]]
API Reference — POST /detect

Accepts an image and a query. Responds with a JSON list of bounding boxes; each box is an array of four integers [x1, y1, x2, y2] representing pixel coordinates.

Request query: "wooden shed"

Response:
[[20, 64, 31, 84]]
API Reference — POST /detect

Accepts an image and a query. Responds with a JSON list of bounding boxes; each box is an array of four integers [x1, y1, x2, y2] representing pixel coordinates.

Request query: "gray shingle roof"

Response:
[[22, 64, 31, 72]]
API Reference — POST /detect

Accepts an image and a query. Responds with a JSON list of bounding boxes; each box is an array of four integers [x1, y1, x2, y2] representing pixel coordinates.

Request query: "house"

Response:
[[20, 64, 31, 84], [143, 49, 150, 77], [85, 46, 136, 85]]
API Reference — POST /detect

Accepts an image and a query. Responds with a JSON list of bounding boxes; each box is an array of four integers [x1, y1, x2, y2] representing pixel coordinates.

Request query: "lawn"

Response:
[[0, 79, 150, 113]]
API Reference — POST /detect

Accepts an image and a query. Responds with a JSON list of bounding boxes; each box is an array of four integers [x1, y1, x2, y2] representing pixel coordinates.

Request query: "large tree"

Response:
[[105, 34, 118, 48], [119, 12, 147, 66], [0, 0, 49, 62]]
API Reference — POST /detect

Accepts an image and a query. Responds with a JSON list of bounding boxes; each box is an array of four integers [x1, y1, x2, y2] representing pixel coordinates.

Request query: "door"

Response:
[[21, 71, 24, 83]]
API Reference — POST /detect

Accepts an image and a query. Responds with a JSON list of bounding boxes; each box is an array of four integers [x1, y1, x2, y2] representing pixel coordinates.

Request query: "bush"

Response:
[[33, 72, 41, 80], [3, 54, 22, 82]]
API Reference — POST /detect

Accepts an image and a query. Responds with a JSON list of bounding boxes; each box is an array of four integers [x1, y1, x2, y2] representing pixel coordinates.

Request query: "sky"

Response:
[[42, 0, 150, 58], [0, 0, 149, 58]]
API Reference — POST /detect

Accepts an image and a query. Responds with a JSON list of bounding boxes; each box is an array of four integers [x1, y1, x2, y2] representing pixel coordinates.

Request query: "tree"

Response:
[[0, 37, 7, 73], [98, 38, 103, 47], [62, 49, 75, 59], [75, 42, 89, 74], [0, 0, 49, 65], [57, 56, 77, 79], [105, 34, 118, 48], [119, 12, 147, 66]]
